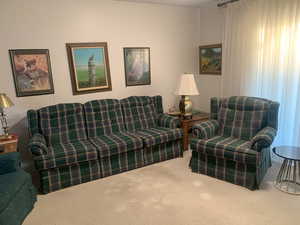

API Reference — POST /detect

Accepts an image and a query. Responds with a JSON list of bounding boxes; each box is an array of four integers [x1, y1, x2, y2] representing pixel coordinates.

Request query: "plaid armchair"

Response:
[[190, 96, 279, 190]]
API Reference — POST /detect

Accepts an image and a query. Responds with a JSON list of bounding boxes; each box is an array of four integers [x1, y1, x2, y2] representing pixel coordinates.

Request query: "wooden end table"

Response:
[[181, 113, 209, 151], [0, 134, 18, 154]]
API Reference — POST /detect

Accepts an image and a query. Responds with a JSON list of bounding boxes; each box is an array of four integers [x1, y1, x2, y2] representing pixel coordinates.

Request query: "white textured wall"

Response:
[[192, 6, 224, 112], [0, 0, 199, 138]]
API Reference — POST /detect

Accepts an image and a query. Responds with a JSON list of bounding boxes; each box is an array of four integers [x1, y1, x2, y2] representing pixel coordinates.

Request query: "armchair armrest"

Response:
[[0, 152, 20, 175], [28, 133, 48, 156], [157, 114, 180, 129], [250, 126, 277, 151], [192, 120, 219, 139]]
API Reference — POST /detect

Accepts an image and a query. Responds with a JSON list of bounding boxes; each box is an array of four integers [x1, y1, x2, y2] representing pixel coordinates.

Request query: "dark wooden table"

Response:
[[0, 134, 18, 154], [273, 146, 300, 195], [180, 113, 209, 151]]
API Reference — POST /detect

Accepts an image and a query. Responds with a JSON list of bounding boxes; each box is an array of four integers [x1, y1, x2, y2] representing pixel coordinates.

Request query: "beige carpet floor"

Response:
[[23, 151, 300, 225]]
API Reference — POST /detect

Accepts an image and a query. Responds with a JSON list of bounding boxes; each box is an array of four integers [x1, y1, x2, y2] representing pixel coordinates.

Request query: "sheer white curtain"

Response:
[[222, 0, 300, 146]]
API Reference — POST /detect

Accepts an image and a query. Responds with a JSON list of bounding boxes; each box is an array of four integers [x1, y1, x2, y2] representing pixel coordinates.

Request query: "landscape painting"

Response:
[[199, 44, 222, 75], [124, 47, 151, 86], [66, 42, 112, 95], [9, 49, 54, 97]]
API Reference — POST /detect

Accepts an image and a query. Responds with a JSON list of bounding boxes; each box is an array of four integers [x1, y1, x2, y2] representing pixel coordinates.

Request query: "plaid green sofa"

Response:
[[190, 96, 279, 190], [27, 96, 183, 193]]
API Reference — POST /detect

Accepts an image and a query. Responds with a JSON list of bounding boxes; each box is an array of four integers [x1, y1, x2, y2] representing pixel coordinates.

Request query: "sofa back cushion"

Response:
[[121, 96, 157, 132], [218, 96, 270, 140], [38, 103, 87, 145], [84, 99, 125, 137]]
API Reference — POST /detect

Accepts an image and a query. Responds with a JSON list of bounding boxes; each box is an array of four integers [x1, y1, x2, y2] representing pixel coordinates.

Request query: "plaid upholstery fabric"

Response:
[[40, 160, 102, 193], [210, 97, 221, 120], [190, 136, 258, 165], [27, 110, 40, 136], [34, 140, 98, 170], [40, 149, 144, 194], [192, 120, 219, 139], [136, 127, 183, 147], [157, 114, 180, 129], [143, 139, 183, 165], [84, 99, 125, 137], [28, 133, 48, 155], [100, 149, 144, 178], [89, 132, 143, 158], [190, 147, 271, 190], [251, 126, 277, 150], [39, 103, 87, 145], [151, 95, 164, 114], [190, 96, 279, 190], [218, 96, 271, 140], [121, 96, 157, 132]]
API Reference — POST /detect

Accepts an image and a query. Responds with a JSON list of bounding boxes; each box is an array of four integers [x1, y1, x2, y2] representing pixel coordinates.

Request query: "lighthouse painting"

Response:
[[66, 42, 112, 95]]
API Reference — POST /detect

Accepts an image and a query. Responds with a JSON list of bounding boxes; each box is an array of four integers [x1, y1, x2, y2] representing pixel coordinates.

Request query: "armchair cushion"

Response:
[[0, 152, 20, 175], [157, 114, 180, 129], [190, 136, 259, 165], [34, 140, 98, 170], [89, 132, 143, 158], [28, 133, 48, 155], [136, 127, 183, 147], [250, 126, 277, 150], [192, 120, 219, 139]]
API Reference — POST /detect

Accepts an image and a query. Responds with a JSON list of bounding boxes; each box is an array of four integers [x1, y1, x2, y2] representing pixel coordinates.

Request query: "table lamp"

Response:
[[176, 74, 199, 118], [0, 93, 14, 139]]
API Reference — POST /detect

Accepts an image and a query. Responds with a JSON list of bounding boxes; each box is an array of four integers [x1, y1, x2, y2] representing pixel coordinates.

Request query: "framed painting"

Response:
[[9, 49, 54, 97], [123, 47, 151, 86], [199, 44, 222, 75], [66, 42, 112, 95]]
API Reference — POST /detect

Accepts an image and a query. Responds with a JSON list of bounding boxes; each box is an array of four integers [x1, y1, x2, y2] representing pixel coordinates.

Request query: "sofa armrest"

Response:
[[28, 133, 48, 156], [0, 152, 20, 175], [157, 114, 180, 129], [250, 126, 277, 151], [192, 120, 219, 139]]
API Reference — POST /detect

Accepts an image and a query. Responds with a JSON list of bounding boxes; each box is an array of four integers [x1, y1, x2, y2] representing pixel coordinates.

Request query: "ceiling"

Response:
[[115, 0, 217, 8]]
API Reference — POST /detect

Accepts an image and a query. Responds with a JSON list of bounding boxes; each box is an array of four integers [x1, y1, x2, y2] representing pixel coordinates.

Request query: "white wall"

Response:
[[192, 6, 224, 112], [0, 0, 199, 139]]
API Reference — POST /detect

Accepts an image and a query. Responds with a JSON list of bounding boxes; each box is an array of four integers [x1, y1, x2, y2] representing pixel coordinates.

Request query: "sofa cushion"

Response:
[[89, 132, 143, 158], [190, 136, 259, 165], [39, 103, 87, 145], [136, 127, 183, 147], [34, 140, 98, 170], [121, 96, 157, 132], [0, 171, 31, 213], [218, 96, 270, 140], [84, 99, 126, 137]]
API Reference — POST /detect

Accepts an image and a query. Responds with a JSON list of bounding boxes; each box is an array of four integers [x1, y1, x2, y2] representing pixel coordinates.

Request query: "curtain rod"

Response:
[[217, 0, 239, 7]]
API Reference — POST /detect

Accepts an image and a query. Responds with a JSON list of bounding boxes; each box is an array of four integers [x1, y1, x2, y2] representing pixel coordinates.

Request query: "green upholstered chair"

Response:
[[190, 96, 279, 190], [0, 152, 36, 225]]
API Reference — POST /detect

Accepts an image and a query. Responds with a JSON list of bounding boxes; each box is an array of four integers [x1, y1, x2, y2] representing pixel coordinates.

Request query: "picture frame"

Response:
[[199, 44, 222, 75], [9, 49, 55, 97], [66, 42, 112, 95], [123, 47, 151, 86]]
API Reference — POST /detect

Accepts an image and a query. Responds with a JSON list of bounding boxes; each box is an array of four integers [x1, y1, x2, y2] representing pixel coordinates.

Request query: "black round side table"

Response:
[[273, 146, 300, 195]]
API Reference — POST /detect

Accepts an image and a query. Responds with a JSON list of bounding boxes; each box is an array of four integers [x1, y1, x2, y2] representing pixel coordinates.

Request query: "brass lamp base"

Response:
[[179, 95, 193, 119]]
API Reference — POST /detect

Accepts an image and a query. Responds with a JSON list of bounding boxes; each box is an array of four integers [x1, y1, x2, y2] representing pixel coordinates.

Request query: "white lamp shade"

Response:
[[175, 74, 199, 95]]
